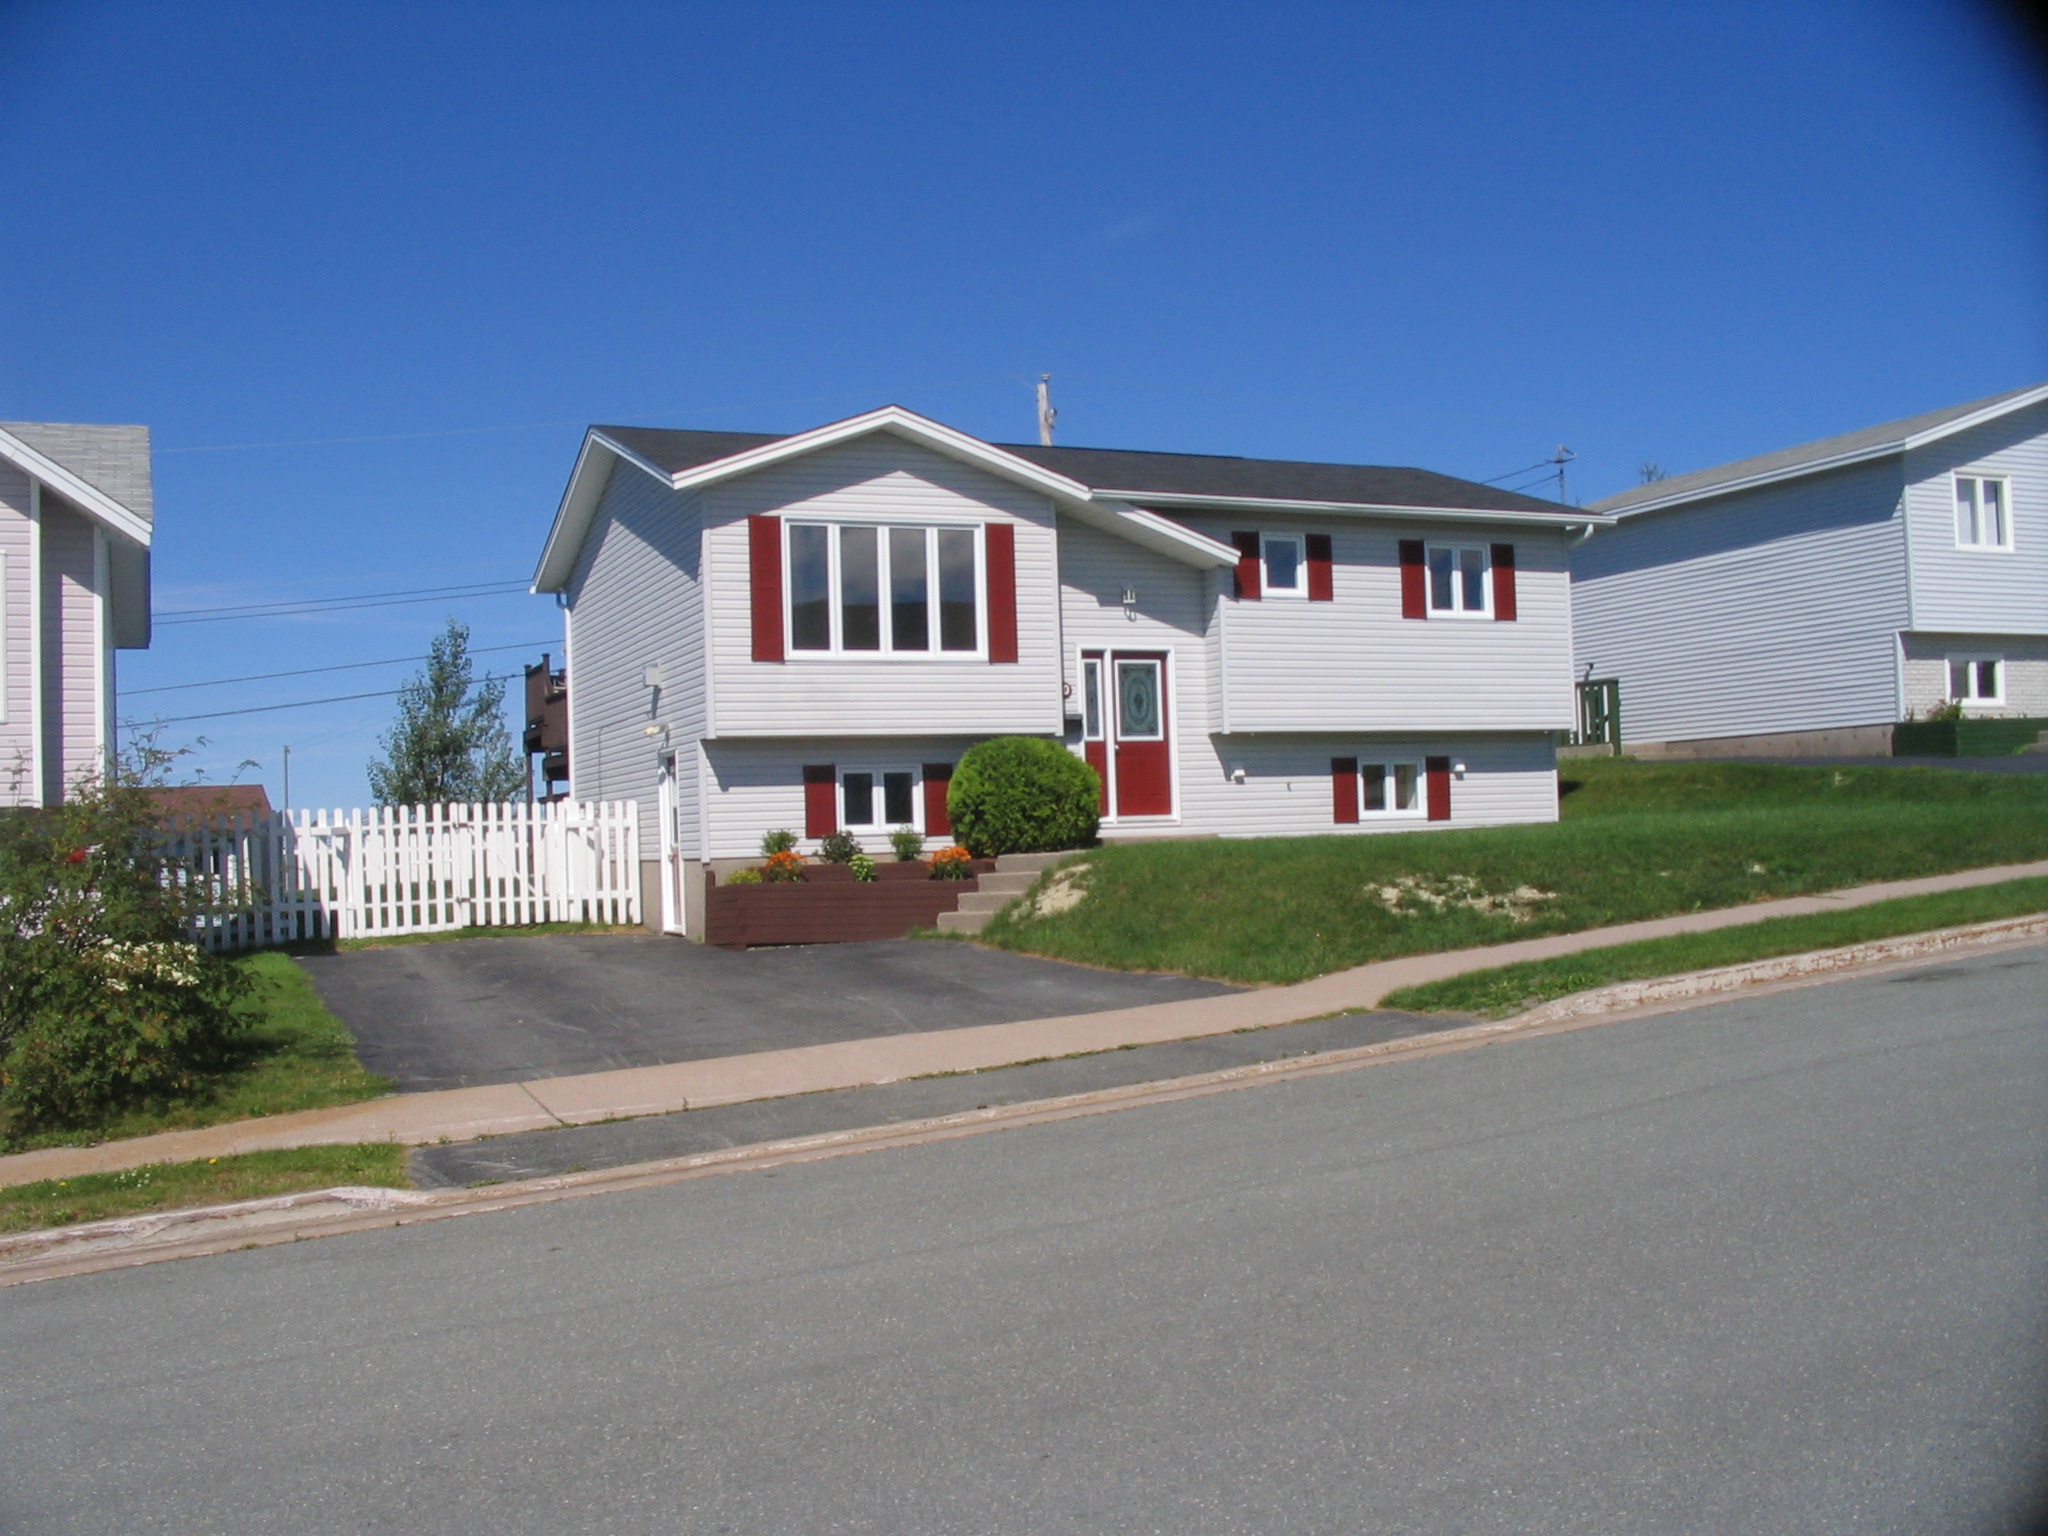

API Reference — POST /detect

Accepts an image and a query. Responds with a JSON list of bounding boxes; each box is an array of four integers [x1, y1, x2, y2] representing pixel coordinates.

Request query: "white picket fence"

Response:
[[161, 800, 640, 952]]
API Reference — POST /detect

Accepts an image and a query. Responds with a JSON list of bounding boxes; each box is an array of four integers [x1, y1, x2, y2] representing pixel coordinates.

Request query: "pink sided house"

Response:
[[532, 406, 1608, 937], [0, 423, 154, 806]]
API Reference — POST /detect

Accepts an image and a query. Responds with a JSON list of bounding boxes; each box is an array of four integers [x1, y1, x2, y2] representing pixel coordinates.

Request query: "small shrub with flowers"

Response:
[[929, 845, 976, 881], [0, 740, 250, 1139], [760, 849, 808, 883]]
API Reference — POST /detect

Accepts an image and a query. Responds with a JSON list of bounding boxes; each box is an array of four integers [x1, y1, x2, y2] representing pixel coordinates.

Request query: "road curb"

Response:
[[5, 911, 2040, 1288]]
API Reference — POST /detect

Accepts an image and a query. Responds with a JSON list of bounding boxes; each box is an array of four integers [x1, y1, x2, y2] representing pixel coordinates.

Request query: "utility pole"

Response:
[[282, 744, 291, 812], [1036, 375, 1057, 447], [1550, 444, 1577, 504]]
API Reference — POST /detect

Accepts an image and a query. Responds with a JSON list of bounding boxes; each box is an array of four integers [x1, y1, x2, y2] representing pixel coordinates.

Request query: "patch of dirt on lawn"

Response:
[[1370, 874, 1557, 923], [1021, 863, 1092, 920]]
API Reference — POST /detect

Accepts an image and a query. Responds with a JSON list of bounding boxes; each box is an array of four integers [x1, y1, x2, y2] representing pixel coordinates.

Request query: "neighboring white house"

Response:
[[0, 422, 154, 806], [532, 406, 1604, 937], [1573, 383, 2048, 758]]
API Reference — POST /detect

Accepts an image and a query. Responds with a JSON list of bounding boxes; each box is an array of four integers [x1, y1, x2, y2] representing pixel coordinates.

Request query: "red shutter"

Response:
[[1490, 543, 1517, 621], [749, 515, 784, 662], [1306, 533, 1334, 601], [986, 523, 1018, 663], [922, 762, 953, 836], [1231, 531, 1262, 600], [1425, 756, 1451, 821], [1331, 757, 1359, 824], [803, 764, 837, 838], [1399, 540, 1427, 619]]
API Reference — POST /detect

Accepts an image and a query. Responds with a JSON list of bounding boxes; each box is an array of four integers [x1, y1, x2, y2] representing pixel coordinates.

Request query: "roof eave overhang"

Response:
[[1112, 488, 1610, 528], [1597, 382, 2048, 520], [0, 427, 152, 545], [1065, 500, 1240, 568]]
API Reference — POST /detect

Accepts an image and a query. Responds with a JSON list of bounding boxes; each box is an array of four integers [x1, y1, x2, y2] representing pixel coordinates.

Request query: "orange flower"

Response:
[[760, 849, 808, 883]]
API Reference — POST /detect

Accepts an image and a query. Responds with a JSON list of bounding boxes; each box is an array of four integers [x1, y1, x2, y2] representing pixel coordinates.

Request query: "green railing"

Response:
[[1568, 678, 1622, 752]]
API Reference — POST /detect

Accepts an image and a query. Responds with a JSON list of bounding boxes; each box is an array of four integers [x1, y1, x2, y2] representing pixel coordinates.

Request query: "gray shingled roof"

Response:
[[1591, 382, 2047, 516], [596, 423, 1565, 513], [0, 421, 154, 522]]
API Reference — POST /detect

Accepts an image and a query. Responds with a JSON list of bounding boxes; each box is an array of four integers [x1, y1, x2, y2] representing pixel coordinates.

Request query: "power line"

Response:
[[121, 672, 524, 728], [155, 578, 529, 622], [123, 639, 559, 696]]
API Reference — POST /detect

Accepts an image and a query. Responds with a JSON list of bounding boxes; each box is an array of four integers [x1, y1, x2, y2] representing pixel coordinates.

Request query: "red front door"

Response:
[[1109, 653, 1172, 817]]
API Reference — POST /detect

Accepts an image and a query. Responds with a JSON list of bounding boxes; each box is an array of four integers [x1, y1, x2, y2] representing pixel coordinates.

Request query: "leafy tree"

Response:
[[367, 621, 524, 805]]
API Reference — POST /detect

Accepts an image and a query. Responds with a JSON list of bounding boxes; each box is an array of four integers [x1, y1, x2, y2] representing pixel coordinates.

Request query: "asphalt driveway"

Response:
[[296, 934, 1241, 1093]]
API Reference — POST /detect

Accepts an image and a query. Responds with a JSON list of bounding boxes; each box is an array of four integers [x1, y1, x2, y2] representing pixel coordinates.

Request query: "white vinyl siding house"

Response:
[[1575, 385, 2048, 756], [534, 407, 1597, 937], [0, 423, 153, 807]]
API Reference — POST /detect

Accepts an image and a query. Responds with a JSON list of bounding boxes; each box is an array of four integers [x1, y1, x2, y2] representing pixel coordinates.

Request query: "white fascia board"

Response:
[[666, 406, 1097, 505], [0, 428, 152, 546], [1111, 488, 1611, 529], [1601, 385, 2048, 521], [1901, 382, 2048, 448], [1067, 500, 1240, 568], [533, 431, 672, 593]]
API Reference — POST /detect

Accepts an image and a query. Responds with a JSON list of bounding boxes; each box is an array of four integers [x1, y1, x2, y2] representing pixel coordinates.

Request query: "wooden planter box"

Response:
[[705, 859, 995, 948], [1893, 717, 2048, 757]]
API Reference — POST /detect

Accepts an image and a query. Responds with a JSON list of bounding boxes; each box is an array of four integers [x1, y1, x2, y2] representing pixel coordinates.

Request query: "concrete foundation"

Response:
[[1624, 724, 1896, 761]]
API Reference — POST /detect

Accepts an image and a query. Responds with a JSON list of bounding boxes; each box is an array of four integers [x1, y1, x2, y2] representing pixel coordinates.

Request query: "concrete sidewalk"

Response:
[[5, 858, 2046, 1186]]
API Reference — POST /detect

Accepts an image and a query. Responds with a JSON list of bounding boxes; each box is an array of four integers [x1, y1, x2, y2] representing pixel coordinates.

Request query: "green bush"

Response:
[[722, 867, 763, 885], [849, 852, 878, 882], [946, 737, 1100, 858], [0, 746, 250, 1138], [760, 829, 798, 857], [817, 830, 862, 864], [889, 825, 925, 861]]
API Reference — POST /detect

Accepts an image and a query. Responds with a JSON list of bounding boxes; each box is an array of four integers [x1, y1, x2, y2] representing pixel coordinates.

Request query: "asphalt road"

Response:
[[6, 945, 2045, 1535], [297, 933, 1239, 1091]]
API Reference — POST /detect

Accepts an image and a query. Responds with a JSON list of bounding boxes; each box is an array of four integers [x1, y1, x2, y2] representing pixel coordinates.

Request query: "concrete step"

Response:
[[969, 871, 1039, 897], [993, 851, 1071, 874], [939, 853, 1078, 935], [951, 891, 1019, 918]]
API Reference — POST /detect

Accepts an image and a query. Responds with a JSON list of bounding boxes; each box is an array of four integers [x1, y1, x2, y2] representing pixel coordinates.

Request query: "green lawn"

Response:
[[0, 1143, 409, 1233], [978, 760, 2048, 985], [1, 950, 392, 1152], [1380, 876, 2048, 1019]]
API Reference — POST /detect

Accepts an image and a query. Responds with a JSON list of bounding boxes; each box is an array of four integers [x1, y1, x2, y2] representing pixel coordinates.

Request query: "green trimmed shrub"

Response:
[[889, 825, 925, 861], [760, 829, 798, 857], [817, 830, 862, 864], [946, 737, 1100, 858]]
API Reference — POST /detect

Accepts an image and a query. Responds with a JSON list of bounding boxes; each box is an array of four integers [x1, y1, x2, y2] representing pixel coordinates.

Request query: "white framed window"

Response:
[[787, 521, 983, 657], [1426, 544, 1491, 617], [1948, 655, 2004, 706], [1359, 760, 1424, 816], [1081, 655, 1104, 741], [1954, 475, 2011, 551], [841, 766, 922, 831], [1261, 533, 1306, 597], [1113, 658, 1164, 741]]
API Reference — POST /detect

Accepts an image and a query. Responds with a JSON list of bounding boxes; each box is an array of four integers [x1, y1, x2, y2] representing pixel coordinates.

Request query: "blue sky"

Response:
[[3, 1, 2043, 809]]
